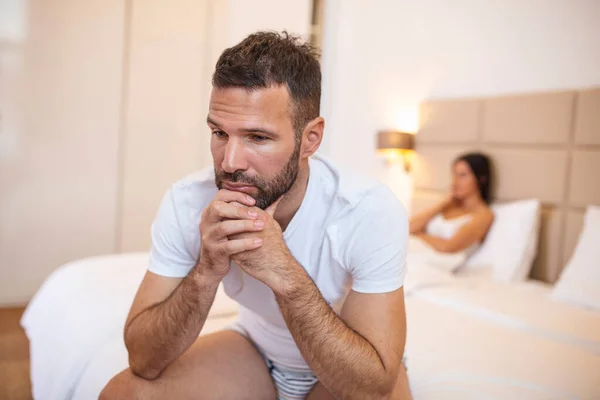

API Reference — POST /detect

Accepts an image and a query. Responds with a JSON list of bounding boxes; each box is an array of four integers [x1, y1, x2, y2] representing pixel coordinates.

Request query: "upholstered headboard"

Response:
[[412, 88, 600, 283]]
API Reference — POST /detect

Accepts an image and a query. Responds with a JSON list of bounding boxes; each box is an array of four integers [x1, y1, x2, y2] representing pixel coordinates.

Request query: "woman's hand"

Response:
[[409, 193, 454, 235]]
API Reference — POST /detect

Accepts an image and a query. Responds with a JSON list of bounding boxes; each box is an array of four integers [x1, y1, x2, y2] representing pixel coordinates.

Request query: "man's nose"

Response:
[[221, 138, 248, 173]]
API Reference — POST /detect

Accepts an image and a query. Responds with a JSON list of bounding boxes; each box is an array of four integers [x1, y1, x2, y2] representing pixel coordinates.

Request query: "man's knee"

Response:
[[99, 369, 143, 400]]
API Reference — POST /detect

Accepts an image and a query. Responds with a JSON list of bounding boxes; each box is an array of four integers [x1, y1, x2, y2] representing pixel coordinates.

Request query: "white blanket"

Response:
[[407, 236, 470, 273], [411, 278, 600, 355], [20, 252, 238, 400], [403, 236, 476, 294], [404, 298, 600, 399], [71, 314, 239, 399], [21, 253, 147, 400]]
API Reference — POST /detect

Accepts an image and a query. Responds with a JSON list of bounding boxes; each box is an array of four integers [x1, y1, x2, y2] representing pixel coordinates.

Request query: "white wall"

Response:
[[320, 0, 600, 209], [0, 0, 125, 304], [119, 0, 211, 252]]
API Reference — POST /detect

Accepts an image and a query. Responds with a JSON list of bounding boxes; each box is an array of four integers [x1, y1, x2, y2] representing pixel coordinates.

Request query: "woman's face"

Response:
[[451, 160, 480, 201]]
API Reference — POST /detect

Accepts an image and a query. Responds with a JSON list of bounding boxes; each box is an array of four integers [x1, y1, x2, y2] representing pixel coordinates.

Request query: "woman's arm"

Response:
[[409, 195, 453, 234], [415, 207, 494, 253]]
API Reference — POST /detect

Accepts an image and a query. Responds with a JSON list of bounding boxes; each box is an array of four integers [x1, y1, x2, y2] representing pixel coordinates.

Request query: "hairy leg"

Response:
[[306, 365, 412, 400], [99, 330, 276, 400]]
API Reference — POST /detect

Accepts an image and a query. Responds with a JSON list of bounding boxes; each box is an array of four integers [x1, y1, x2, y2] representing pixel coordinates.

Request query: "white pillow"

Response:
[[552, 205, 600, 311], [463, 198, 541, 282]]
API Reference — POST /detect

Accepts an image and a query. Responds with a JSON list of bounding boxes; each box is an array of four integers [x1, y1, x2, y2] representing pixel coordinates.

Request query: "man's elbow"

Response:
[[128, 354, 162, 381], [125, 338, 163, 381], [366, 382, 394, 400], [372, 367, 410, 400], [365, 371, 398, 400]]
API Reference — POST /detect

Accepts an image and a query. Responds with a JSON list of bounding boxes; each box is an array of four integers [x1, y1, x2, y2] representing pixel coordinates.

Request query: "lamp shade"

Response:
[[376, 131, 414, 151]]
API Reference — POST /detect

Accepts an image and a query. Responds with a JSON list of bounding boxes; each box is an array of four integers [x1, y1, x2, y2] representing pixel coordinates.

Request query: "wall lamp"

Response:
[[376, 130, 415, 172]]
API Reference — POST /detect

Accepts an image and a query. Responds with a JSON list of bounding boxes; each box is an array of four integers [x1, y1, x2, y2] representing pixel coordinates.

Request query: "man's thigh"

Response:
[[99, 330, 277, 400], [306, 366, 412, 400]]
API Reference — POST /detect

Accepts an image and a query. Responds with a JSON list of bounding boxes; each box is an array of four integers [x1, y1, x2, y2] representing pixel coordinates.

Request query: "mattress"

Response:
[[404, 298, 600, 399], [20, 252, 239, 400], [411, 278, 600, 355], [71, 314, 239, 399]]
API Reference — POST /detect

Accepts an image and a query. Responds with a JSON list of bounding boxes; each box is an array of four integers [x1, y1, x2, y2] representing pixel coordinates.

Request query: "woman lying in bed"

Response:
[[410, 152, 494, 254]]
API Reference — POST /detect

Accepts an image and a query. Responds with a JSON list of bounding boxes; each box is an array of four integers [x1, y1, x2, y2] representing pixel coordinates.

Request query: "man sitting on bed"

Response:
[[100, 31, 411, 400]]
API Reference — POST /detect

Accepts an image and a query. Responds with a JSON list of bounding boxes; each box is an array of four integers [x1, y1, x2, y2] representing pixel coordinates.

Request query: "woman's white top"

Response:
[[426, 213, 481, 256], [426, 213, 473, 240]]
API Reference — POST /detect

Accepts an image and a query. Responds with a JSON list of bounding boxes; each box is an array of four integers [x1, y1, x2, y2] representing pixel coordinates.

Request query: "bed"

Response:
[[406, 86, 600, 398], [20, 250, 600, 399], [403, 86, 600, 397], [21, 87, 600, 399]]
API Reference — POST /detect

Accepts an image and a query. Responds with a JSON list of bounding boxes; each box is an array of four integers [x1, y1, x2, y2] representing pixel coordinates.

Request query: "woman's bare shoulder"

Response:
[[474, 203, 494, 221]]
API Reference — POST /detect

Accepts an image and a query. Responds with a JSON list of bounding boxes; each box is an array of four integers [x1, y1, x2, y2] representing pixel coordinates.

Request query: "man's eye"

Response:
[[213, 130, 228, 138], [250, 135, 268, 142]]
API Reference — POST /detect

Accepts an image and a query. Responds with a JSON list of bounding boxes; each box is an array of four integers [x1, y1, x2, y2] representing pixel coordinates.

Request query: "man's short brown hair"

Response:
[[212, 31, 321, 139]]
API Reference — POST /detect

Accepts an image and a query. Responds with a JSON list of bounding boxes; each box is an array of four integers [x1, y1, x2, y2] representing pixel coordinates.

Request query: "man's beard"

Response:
[[215, 146, 300, 210]]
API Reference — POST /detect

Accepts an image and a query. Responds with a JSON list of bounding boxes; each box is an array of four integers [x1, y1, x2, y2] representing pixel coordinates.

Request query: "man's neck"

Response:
[[273, 162, 310, 232]]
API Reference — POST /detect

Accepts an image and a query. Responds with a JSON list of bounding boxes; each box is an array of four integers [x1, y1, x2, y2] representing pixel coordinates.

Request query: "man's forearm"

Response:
[[275, 266, 393, 399], [125, 269, 220, 379]]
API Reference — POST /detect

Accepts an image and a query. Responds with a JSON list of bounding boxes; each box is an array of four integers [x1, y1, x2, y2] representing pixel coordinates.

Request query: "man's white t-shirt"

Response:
[[148, 153, 408, 371]]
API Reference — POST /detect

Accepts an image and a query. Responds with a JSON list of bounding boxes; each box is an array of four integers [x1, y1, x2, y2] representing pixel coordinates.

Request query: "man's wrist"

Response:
[[191, 261, 224, 289], [272, 258, 311, 299]]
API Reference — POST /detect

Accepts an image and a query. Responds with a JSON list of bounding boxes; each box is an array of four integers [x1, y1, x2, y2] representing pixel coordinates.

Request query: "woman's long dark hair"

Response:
[[454, 152, 493, 204]]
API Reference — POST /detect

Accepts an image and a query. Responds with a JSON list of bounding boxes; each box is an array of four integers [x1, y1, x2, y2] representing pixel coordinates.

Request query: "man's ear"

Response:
[[300, 117, 324, 159]]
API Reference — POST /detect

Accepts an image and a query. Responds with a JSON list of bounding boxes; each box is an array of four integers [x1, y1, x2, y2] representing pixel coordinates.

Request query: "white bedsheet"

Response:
[[411, 278, 600, 355], [20, 252, 238, 400], [66, 298, 600, 400], [71, 314, 239, 399], [404, 298, 600, 399], [71, 297, 600, 399], [21, 253, 148, 400]]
